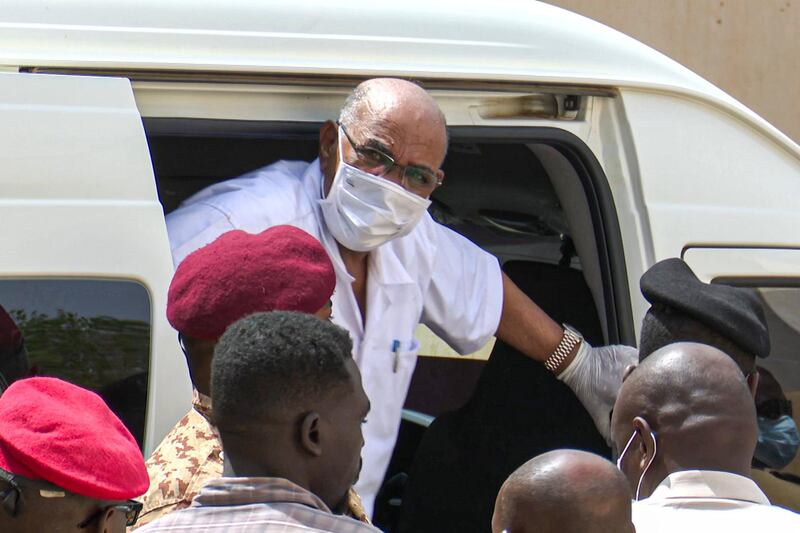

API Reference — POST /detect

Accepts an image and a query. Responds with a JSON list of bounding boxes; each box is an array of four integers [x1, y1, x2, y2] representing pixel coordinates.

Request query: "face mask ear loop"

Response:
[[635, 430, 657, 501]]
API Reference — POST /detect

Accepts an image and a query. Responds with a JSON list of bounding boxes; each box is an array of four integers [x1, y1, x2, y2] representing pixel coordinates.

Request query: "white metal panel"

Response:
[[0, 71, 189, 455], [621, 89, 800, 264], [0, 0, 717, 93], [1, 0, 796, 159]]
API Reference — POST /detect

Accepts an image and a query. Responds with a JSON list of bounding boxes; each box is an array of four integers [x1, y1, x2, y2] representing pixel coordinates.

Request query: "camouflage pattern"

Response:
[[133, 390, 371, 529], [133, 390, 222, 529], [347, 487, 370, 524]]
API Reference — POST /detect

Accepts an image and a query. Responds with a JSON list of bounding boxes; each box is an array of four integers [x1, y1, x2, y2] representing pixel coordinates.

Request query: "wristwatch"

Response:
[[543, 324, 582, 374]]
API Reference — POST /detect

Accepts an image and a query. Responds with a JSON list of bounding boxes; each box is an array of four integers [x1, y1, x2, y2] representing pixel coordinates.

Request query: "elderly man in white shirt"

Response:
[[611, 342, 800, 532], [166, 77, 635, 515]]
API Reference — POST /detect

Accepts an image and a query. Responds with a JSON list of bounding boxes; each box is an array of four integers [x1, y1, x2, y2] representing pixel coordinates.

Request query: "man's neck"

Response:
[[222, 454, 310, 486], [337, 243, 369, 267]]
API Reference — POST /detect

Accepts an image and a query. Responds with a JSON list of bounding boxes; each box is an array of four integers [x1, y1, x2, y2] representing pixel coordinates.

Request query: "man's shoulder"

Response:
[[633, 494, 800, 527], [166, 160, 323, 263], [386, 213, 490, 274], [179, 160, 314, 219], [137, 409, 223, 526], [136, 500, 380, 533], [146, 408, 221, 466]]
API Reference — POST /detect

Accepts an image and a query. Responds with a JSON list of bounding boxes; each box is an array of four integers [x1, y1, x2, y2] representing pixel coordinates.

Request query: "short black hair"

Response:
[[211, 311, 353, 433], [639, 306, 756, 374]]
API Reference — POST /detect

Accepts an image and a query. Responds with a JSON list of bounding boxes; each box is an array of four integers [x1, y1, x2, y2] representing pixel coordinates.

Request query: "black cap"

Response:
[[640, 258, 770, 358]]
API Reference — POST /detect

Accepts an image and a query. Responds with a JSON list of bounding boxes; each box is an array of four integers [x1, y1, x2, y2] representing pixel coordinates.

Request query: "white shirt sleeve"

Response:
[[166, 202, 236, 267], [420, 223, 504, 354]]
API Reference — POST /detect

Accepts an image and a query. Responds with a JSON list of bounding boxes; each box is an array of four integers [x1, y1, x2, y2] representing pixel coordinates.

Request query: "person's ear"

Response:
[[319, 120, 339, 169], [622, 363, 638, 382], [98, 506, 121, 533], [318, 120, 339, 197], [747, 369, 759, 400], [300, 412, 323, 457], [632, 416, 656, 468]]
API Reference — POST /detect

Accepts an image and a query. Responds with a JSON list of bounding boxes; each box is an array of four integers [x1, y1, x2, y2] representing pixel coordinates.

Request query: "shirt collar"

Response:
[[193, 477, 332, 513], [647, 470, 770, 505], [192, 389, 214, 422]]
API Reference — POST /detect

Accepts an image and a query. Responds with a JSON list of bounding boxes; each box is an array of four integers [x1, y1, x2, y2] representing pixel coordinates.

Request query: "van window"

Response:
[[755, 286, 800, 392], [0, 279, 151, 448], [713, 284, 800, 479]]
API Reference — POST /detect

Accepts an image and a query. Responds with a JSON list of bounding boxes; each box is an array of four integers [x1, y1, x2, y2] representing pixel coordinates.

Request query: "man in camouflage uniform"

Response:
[[135, 225, 369, 527]]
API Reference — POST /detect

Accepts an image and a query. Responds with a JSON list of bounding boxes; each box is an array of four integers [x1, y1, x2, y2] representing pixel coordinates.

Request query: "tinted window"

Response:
[[0, 279, 150, 448], [755, 287, 800, 392]]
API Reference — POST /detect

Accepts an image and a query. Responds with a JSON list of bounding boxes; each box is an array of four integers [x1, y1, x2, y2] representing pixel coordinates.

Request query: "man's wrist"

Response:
[[543, 325, 582, 375]]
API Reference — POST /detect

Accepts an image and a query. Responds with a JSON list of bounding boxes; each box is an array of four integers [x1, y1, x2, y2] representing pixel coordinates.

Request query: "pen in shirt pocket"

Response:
[[391, 340, 400, 373]]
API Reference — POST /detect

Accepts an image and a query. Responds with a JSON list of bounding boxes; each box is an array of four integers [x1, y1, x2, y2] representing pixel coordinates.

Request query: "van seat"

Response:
[[397, 260, 607, 533]]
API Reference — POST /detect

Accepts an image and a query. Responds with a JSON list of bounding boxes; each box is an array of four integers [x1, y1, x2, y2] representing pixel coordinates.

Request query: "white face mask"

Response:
[[319, 128, 432, 252]]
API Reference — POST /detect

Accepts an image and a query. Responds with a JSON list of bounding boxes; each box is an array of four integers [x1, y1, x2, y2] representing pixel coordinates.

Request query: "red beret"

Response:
[[0, 305, 22, 353], [0, 377, 148, 500], [168, 225, 336, 340]]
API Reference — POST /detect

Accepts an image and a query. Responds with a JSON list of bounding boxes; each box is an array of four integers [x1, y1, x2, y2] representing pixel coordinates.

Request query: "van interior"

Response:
[[145, 117, 626, 531]]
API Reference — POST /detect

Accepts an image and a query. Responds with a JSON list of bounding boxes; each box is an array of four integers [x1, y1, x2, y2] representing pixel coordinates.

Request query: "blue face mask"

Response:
[[755, 415, 800, 469]]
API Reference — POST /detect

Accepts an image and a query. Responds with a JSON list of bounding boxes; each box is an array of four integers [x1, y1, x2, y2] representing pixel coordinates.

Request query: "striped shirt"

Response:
[[135, 477, 380, 533]]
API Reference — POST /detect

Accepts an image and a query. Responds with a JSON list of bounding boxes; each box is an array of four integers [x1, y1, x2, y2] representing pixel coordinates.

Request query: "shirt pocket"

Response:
[[390, 338, 420, 399]]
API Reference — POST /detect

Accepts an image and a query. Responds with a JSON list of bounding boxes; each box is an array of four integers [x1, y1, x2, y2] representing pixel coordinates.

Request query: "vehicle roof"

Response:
[[0, 0, 796, 151]]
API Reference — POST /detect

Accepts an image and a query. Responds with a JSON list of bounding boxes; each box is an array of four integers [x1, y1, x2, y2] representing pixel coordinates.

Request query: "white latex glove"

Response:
[[557, 341, 638, 443]]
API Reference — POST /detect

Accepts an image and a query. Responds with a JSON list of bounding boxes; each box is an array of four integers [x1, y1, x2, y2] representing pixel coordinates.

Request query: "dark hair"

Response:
[[639, 307, 756, 374], [211, 311, 353, 433]]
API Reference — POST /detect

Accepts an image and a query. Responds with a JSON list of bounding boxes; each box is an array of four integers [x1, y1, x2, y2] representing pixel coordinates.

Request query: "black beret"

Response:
[[640, 258, 770, 357]]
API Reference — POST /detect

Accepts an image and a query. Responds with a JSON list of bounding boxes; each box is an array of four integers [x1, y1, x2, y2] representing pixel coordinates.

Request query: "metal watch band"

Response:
[[543, 325, 581, 374]]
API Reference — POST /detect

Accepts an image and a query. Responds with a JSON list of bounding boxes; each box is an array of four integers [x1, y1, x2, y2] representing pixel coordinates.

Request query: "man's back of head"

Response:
[[611, 342, 758, 499], [491, 449, 635, 533], [212, 311, 370, 514]]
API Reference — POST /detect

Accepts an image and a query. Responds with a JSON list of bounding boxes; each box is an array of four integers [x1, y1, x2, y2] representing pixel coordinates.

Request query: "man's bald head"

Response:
[[336, 78, 447, 161], [611, 342, 758, 498], [339, 78, 446, 132], [492, 450, 634, 533]]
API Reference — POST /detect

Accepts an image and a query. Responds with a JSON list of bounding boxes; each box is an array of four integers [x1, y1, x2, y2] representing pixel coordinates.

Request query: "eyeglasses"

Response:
[[77, 499, 143, 528], [0, 469, 142, 528], [338, 123, 443, 197]]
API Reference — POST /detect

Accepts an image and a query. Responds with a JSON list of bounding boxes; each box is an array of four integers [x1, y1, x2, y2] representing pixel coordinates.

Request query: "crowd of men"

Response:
[[0, 78, 798, 532]]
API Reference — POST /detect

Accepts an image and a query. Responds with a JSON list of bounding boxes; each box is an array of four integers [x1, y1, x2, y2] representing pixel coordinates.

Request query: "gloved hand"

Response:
[[557, 341, 638, 443]]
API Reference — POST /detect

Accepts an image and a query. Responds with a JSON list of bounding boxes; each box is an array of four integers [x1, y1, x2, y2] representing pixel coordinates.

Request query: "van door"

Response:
[[0, 71, 189, 454]]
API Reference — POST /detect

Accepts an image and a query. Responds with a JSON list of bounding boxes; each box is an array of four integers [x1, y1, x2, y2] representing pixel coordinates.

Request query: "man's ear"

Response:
[[622, 363, 638, 382], [319, 120, 339, 189], [747, 369, 759, 400], [98, 506, 120, 533], [632, 416, 656, 467], [300, 412, 323, 457]]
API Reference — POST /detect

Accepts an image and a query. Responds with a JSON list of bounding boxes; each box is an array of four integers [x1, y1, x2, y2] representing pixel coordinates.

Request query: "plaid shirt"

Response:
[[135, 477, 380, 533]]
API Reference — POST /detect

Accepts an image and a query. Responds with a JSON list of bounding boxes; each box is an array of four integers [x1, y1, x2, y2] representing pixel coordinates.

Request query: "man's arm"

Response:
[[495, 272, 576, 368], [495, 272, 637, 441]]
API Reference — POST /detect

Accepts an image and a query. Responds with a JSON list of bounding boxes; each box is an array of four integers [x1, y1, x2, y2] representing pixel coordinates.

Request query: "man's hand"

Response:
[[557, 342, 638, 442]]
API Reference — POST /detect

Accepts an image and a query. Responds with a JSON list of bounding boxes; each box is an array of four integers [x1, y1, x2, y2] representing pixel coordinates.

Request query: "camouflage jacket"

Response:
[[134, 391, 223, 529]]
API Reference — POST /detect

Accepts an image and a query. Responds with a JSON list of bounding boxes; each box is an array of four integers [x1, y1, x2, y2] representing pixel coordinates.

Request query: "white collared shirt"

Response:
[[633, 470, 800, 532], [166, 159, 503, 514]]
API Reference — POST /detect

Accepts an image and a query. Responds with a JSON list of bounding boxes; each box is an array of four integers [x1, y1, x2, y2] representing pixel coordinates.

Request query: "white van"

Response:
[[1, 0, 799, 525]]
